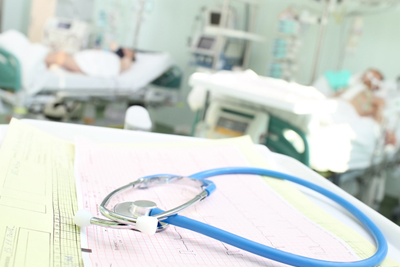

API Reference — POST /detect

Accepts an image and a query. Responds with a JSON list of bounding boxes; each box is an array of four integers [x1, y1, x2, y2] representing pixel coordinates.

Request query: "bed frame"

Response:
[[0, 46, 21, 92]]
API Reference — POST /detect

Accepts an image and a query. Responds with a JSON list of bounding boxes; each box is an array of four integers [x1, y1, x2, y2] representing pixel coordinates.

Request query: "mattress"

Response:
[[307, 98, 395, 173], [307, 82, 400, 173], [39, 52, 174, 94]]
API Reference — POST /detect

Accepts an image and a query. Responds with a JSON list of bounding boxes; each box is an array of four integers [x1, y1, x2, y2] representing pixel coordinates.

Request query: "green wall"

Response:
[[1, 0, 400, 128], [1, 0, 31, 34], [341, 8, 400, 80]]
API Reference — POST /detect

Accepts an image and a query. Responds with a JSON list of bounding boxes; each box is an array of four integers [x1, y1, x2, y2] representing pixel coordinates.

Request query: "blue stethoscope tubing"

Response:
[[149, 167, 387, 267]]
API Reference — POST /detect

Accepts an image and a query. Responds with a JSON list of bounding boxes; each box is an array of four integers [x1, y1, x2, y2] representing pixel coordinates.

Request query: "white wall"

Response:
[[56, 0, 93, 21], [340, 7, 400, 80]]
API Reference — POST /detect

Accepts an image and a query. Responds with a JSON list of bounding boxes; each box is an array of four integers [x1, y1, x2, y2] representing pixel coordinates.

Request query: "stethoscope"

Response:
[[74, 167, 388, 267]]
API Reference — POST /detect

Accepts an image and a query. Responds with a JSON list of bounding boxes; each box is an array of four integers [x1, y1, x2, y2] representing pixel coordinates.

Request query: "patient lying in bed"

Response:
[[45, 48, 136, 78], [307, 68, 399, 172], [336, 68, 396, 145], [336, 69, 383, 120], [0, 29, 136, 82]]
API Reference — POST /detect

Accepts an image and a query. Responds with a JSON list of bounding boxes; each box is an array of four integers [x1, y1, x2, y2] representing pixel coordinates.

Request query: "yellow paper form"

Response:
[[0, 119, 82, 267]]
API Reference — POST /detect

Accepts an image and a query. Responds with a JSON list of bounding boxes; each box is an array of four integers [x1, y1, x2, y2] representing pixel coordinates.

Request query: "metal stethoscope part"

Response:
[[74, 175, 214, 234]]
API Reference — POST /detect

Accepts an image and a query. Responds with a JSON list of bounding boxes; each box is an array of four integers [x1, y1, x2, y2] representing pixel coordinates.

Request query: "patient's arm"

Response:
[[45, 52, 83, 73], [385, 130, 397, 145], [120, 57, 133, 72], [371, 97, 385, 123], [120, 48, 135, 73], [349, 90, 385, 123]]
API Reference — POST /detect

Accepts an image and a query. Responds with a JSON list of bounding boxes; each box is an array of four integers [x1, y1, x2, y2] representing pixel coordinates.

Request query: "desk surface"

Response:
[[1, 119, 400, 264], [189, 71, 337, 115]]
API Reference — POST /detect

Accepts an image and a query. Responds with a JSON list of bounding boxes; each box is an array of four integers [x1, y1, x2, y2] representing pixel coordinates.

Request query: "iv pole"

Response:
[[133, 0, 146, 49], [309, 0, 330, 85]]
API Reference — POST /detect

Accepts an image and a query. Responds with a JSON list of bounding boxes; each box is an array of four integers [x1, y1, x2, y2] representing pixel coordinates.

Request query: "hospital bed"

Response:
[[0, 30, 181, 120], [188, 70, 334, 166], [188, 70, 400, 209]]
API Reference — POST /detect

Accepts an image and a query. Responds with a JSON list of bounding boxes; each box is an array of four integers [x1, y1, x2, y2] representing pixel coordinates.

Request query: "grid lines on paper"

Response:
[[75, 139, 363, 267], [52, 143, 83, 267]]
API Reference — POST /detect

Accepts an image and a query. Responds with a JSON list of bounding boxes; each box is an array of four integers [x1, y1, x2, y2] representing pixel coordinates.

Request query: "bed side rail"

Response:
[[265, 115, 310, 167], [0, 46, 22, 92]]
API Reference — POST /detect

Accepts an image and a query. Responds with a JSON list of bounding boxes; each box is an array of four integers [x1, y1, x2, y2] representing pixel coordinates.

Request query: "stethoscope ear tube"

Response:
[[179, 167, 388, 267]]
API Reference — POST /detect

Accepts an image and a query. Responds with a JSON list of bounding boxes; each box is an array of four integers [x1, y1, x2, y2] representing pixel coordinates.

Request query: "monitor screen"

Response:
[[58, 22, 72, 29], [197, 37, 215, 50], [210, 12, 221, 25]]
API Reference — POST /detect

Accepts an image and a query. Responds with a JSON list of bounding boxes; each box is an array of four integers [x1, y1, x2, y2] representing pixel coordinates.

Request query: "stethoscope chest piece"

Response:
[[114, 200, 169, 232]]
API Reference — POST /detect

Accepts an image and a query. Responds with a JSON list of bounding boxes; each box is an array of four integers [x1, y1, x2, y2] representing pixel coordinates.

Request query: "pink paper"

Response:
[[75, 138, 359, 266]]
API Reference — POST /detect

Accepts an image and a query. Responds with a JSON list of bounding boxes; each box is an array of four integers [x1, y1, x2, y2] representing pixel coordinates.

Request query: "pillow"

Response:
[[324, 70, 352, 91], [0, 30, 49, 91], [0, 30, 30, 66]]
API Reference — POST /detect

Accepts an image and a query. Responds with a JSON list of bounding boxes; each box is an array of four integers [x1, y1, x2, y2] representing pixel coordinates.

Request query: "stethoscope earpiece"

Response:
[[74, 209, 158, 235], [136, 216, 158, 235], [74, 209, 94, 228]]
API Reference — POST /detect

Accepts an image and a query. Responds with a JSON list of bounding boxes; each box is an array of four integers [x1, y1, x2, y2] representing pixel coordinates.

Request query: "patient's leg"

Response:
[[45, 52, 83, 73]]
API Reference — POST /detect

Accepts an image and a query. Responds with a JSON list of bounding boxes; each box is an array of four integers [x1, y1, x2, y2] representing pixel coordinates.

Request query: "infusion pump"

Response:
[[200, 101, 269, 143], [43, 17, 90, 54]]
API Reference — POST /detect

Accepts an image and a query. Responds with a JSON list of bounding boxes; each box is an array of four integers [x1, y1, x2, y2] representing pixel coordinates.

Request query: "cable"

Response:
[[336, 15, 353, 70], [150, 167, 387, 267]]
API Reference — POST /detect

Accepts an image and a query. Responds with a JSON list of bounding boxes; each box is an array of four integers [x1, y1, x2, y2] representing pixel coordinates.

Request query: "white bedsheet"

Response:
[[262, 97, 384, 173], [40, 52, 174, 94], [307, 82, 400, 173], [307, 98, 383, 173]]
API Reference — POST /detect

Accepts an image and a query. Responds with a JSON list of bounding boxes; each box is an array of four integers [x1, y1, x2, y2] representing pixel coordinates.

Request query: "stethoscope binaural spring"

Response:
[[74, 167, 388, 267]]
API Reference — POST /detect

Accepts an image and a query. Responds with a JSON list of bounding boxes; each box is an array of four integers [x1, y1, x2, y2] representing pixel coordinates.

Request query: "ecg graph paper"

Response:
[[75, 138, 360, 267]]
